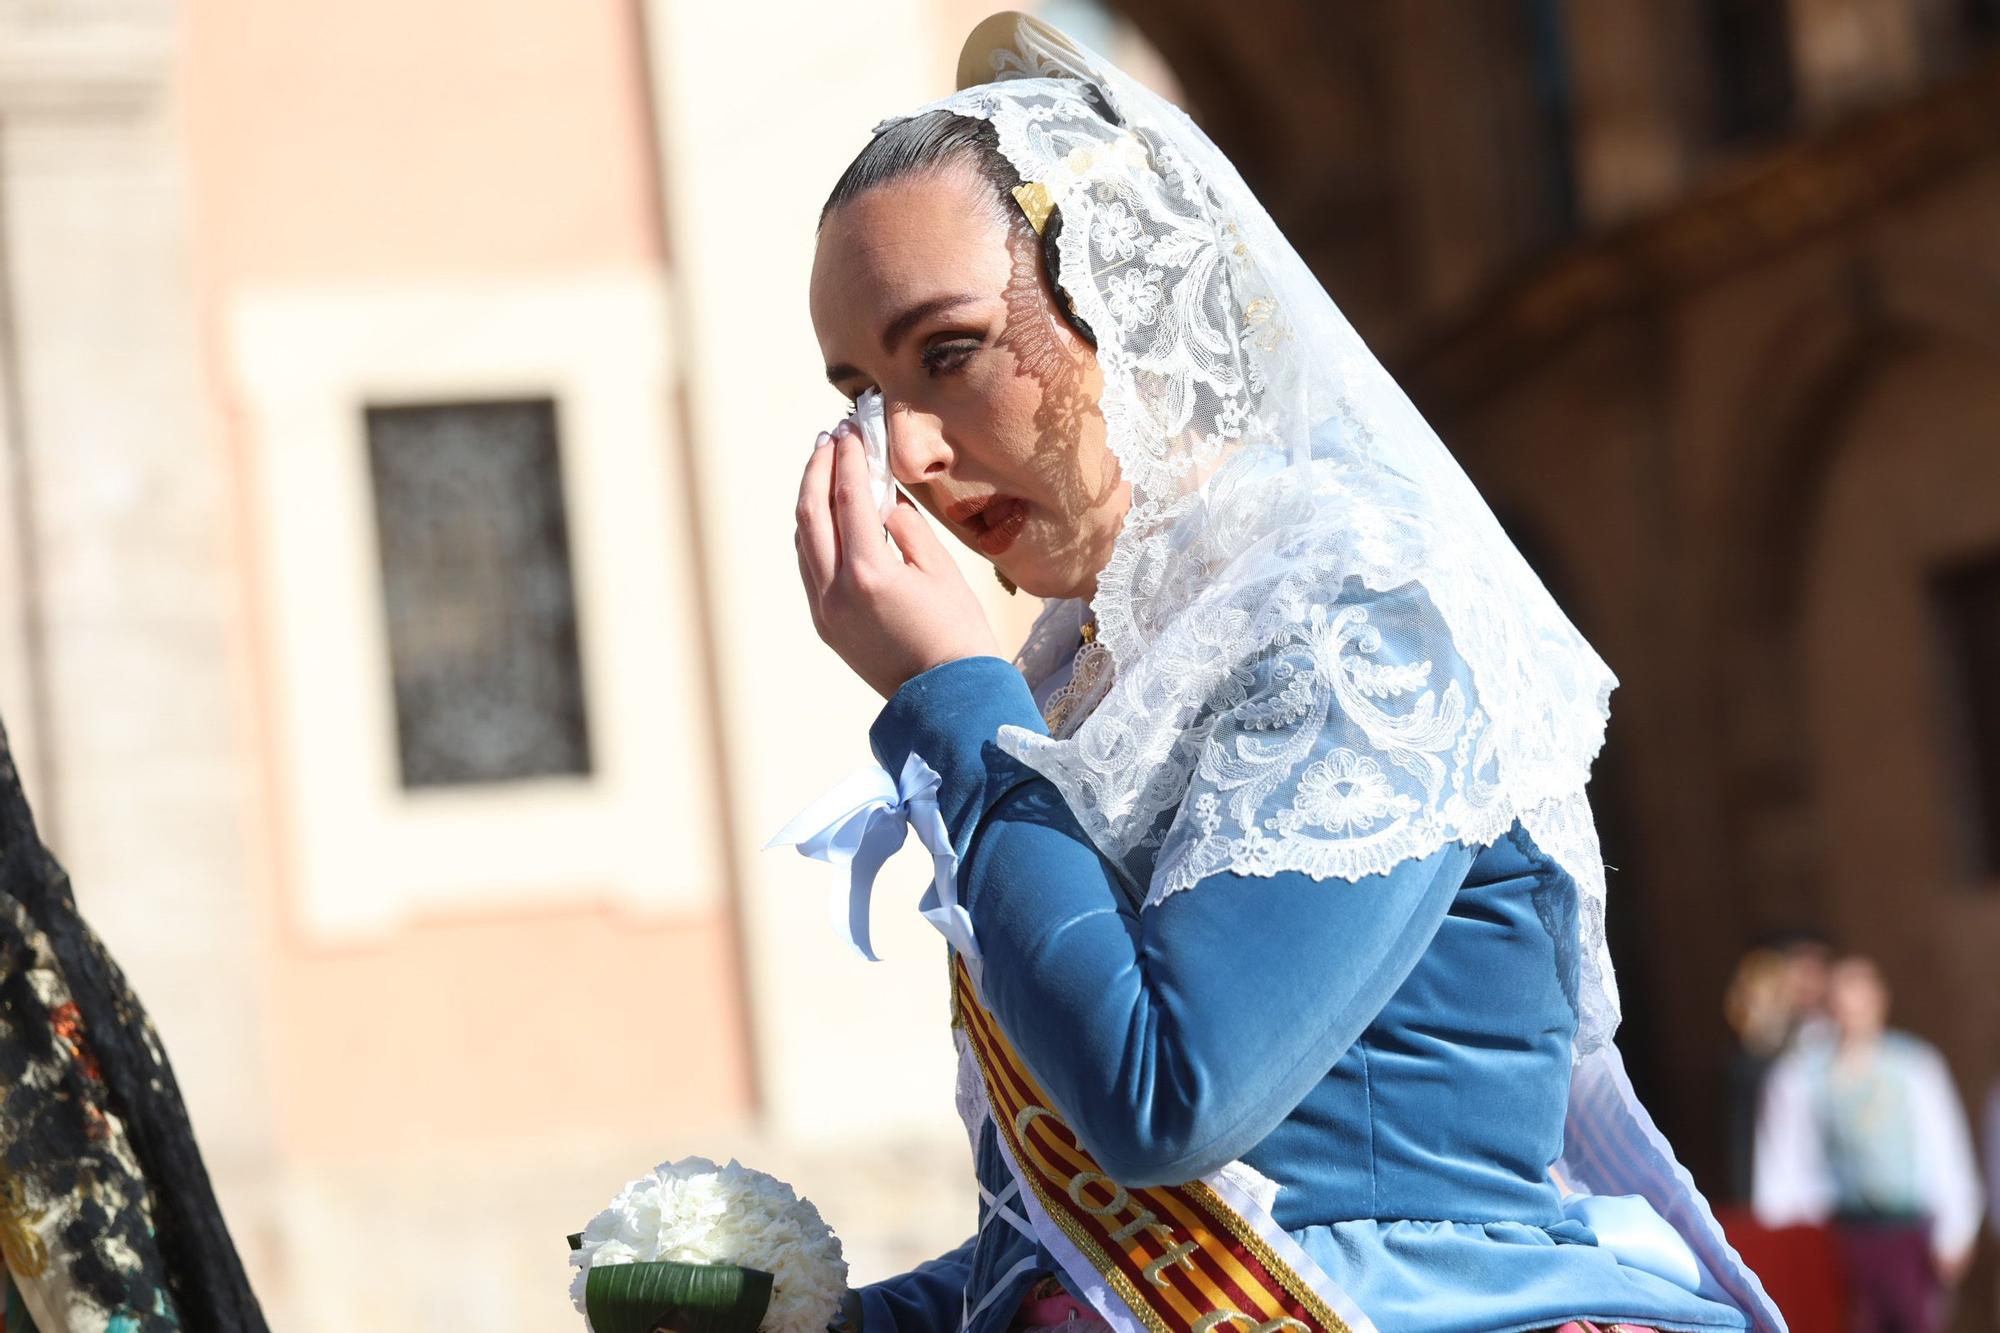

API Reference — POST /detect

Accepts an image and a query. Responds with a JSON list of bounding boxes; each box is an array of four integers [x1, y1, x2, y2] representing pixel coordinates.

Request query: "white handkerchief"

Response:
[[852, 388, 895, 518]]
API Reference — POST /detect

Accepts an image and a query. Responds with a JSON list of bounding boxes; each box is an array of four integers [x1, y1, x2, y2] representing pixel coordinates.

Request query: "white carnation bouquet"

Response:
[[568, 1157, 849, 1333]]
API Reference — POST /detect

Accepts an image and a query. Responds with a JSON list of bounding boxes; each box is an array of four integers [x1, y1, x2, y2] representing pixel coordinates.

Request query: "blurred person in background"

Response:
[[1724, 928, 1838, 1200], [1724, 945, 1796, 1202], [1754, 955, 1982, 1332], [1776, 930, 1835, 1049]]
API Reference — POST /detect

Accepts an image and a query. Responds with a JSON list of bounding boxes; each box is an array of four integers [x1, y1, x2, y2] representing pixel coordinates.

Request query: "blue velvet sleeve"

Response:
[[871, 656, 1473, 1190], [855, 1236, 976, 1333]]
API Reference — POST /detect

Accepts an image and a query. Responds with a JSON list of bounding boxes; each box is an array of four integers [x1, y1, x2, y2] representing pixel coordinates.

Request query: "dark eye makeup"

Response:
[[920, 333, 983, 378], [831, 331, 986, 406]]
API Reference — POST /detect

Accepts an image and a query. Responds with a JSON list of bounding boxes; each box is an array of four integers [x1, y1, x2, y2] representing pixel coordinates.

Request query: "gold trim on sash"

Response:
[[952, 959, 1352, 1333]]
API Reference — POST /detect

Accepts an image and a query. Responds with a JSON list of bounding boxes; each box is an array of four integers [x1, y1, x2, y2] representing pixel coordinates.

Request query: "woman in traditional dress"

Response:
[[788, 15, 1781, 1333]]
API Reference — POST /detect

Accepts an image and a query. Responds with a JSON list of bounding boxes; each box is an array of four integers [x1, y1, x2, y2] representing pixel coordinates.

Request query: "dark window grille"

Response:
[[1932, 549, 2000, 878], [364, 398, 593, 788], [1522, 0, 1582, 237], [1969, 0, 2000, 44], [1703, 0, 1797, 144]]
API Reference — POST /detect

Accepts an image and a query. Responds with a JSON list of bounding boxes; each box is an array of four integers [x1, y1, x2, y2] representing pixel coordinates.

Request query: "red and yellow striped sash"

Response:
[[952, 958, 1352, 1333]]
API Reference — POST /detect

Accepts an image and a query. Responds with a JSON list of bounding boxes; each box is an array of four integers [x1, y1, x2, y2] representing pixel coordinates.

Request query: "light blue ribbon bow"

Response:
[[1560, 1192, 1705, 1294], [765, 752, 979, 969]]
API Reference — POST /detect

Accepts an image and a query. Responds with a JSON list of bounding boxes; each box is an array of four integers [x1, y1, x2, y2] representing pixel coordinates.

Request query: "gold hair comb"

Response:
[[1011, 181, 1055, 236]]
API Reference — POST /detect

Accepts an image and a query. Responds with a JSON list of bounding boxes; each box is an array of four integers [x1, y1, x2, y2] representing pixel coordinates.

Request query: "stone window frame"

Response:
[[229, 273, 722, 937]]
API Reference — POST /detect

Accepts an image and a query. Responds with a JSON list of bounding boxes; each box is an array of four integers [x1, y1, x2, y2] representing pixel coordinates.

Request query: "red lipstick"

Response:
[[946, 495, 1028, 557]]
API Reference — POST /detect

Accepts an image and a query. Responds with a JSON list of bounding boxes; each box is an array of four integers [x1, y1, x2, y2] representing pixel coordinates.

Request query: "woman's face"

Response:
[[811, 160, 1128, 601]]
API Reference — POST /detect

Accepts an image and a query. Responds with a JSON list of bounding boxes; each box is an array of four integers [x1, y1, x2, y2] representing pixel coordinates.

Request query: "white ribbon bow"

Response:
[[765, 751, 979, 969]]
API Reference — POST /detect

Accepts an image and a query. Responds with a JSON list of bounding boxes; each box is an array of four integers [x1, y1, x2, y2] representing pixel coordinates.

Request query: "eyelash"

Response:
[[839, 335, 982, 406], [920, 337, 980, 378]]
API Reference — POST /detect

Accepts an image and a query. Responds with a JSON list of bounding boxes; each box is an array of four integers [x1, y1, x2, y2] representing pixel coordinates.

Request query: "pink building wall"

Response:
[[176, 0, 756, 1166], [181, 0, 665, 283]]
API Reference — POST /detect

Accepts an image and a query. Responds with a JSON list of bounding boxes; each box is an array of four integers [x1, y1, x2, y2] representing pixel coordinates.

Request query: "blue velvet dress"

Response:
[[853, 655, 1755, 1333]]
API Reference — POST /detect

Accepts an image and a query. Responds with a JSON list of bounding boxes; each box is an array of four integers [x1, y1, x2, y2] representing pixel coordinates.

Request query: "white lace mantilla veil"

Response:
[[909, 13, 1622, 1059]]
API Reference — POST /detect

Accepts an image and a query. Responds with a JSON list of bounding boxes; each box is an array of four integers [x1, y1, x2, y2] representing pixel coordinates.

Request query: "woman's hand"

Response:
[[795, 421, 1001, 699]]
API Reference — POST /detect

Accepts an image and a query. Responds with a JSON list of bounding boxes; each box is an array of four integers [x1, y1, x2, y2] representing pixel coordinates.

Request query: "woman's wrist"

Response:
[[867, 656, 1048, 859], [869, 656, 1034, 760]]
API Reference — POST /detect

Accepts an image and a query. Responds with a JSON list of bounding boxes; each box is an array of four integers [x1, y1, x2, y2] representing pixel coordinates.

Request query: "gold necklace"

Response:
[[1040, 621, 1109, 736]]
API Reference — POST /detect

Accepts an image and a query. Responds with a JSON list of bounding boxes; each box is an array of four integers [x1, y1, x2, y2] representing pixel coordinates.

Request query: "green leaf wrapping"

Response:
[[582, 1260, 775, 1333]]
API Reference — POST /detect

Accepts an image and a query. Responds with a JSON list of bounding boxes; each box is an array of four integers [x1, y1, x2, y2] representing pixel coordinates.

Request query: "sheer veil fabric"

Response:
[[904, 13, 1622, 1058]]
